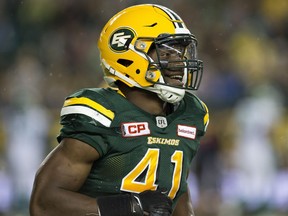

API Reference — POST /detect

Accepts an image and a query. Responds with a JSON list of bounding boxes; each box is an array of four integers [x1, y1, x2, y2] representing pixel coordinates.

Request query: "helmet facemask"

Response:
[[136, 34, 203, 103]]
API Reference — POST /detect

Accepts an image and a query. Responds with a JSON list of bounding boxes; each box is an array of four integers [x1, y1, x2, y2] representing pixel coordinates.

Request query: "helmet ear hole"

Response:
[[117, 59, 133, 67], [136, 69, 140, 74]]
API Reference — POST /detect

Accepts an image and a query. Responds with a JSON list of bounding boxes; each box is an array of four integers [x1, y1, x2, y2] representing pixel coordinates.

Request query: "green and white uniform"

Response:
[[58, 88, 209, 207]]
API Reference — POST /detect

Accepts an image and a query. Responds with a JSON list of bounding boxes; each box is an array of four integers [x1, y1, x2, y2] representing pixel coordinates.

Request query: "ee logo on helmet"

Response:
[[109, 28, 135, 52]]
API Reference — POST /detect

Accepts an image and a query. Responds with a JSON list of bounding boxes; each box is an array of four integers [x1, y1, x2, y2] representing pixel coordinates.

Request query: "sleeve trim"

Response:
[[64, 97, 115, 120], [61, 105, 112, 127]]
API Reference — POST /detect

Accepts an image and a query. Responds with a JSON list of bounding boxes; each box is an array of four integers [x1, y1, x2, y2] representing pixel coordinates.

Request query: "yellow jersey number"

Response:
[[120, 148, 183, 199]]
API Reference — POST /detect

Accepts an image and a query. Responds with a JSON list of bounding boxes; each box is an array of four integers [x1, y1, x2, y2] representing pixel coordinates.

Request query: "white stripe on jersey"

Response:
[[61, 105, 112, 127]]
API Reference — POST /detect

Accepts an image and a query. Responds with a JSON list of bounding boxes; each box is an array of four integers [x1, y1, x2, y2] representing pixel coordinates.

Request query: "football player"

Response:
[[30, 4, 209, 216]]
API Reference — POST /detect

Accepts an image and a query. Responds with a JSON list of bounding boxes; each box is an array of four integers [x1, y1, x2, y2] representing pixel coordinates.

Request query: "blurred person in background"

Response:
[[219, 85, 285, 215], [29, 4, 209, 216], [2, 51, 50, 215], [233, 85, 284, 212]]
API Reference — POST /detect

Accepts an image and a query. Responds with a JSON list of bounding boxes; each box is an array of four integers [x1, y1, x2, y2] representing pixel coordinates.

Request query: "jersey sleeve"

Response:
[[200, 100, 209, 133], [185, 92, 209, 136], [57, 88, 116, 156]]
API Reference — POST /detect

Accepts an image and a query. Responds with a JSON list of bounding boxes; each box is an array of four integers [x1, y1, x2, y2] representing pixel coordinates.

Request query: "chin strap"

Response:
[[146, 76, 186, 103], [151, 84, 185, 103]]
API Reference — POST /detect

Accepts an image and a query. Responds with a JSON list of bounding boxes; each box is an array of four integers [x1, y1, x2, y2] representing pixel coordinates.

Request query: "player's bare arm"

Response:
[[30, 137, 172, 216], [30, 138, 100, 216]]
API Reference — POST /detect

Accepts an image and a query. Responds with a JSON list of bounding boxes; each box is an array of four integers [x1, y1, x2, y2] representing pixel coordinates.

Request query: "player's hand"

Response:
[[97, 190, 172, 216], [132, 190, 172, 215]]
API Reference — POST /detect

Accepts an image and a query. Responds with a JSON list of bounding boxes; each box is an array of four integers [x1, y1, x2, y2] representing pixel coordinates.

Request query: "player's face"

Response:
[[149, 43, 186, 87]]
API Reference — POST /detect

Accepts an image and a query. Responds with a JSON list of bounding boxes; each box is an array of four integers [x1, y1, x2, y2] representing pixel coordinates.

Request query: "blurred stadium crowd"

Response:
[[0, 0, 287, 215]]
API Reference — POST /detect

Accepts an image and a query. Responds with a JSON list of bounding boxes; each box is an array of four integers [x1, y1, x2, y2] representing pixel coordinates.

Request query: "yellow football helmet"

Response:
[[98, 4, 203, 103]]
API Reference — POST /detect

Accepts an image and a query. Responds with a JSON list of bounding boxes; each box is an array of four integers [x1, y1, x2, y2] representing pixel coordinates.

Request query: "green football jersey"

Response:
[[58, 87, 209, 207]]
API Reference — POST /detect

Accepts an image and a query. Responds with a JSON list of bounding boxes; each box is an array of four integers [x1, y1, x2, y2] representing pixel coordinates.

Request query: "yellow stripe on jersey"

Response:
[[201, 101, 209, 131], [63, 97, 114, 120], [61, 105, 112, 127]]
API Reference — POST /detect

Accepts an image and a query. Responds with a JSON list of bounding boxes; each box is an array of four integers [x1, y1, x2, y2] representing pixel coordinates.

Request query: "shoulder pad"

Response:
[[185, 92, 209, 132], [60, 88, 115, 127]]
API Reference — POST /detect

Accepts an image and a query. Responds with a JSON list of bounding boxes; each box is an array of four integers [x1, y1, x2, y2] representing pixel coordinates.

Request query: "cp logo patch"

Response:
[[109, 28, 135, 52]]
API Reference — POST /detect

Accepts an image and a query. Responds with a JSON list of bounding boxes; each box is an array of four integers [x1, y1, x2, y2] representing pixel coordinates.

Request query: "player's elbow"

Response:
[[29, 182, 54, 216], [29, 193, 49, 216]]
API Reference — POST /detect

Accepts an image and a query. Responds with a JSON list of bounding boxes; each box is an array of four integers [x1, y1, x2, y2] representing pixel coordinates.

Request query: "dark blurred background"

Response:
[[0, 0, 287, 215]]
